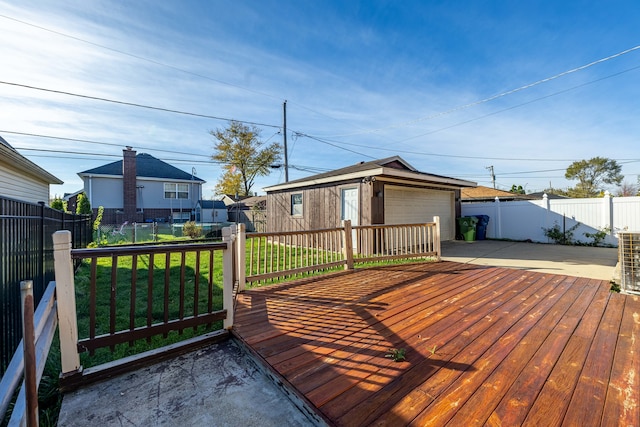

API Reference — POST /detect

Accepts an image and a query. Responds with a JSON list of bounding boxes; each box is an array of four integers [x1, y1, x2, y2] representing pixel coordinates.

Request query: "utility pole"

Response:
[[283, 100, 289, 182], [486, 165, 496, 189]]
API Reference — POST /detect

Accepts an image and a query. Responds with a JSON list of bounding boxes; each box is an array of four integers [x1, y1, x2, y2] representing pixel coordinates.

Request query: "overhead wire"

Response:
[[0, 13, 361, 129], [320, 44, 640, 138], [0, 80, 282, 129]]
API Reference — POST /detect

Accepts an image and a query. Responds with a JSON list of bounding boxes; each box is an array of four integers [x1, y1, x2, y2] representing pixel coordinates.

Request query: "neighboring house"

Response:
[[461, 185, 535, 203], [264, 156, 476, 241], [227, 195, 266, 232], [195, 200, 228, 223], [0, 135, 63, 204], [63, 189, 84, 213], [78, 147, 205, 224]]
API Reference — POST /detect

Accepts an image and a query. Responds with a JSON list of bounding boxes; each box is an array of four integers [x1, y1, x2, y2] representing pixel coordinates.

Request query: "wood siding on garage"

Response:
[[384, 185, 455, 240], [267, 180, 373, 232]]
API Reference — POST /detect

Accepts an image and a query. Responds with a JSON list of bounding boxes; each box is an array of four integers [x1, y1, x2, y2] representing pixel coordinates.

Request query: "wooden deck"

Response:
[[233, 261, 639, 427]]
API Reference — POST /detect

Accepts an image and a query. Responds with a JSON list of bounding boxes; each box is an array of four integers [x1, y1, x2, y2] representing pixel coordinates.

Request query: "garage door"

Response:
[[384, 185, 455, 240]]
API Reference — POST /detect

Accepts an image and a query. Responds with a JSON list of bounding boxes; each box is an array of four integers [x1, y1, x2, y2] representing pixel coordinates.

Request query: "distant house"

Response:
[[226, 195, 266, 232], [461, 185, 535, 203], [78, 147, 205, 224], [0, 135, 63, 204], [195, 200, 228, 223], [264, 156, 476, 241]]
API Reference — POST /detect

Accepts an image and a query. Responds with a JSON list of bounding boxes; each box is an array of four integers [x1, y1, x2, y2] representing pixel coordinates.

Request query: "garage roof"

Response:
[[264, 156, 476, 192]]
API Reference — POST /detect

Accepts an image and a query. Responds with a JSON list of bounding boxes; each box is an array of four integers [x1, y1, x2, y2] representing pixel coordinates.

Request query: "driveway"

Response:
[[441, 239, 618, 281]]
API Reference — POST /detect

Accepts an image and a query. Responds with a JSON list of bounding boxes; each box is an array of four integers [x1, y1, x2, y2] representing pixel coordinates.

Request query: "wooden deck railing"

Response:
[[50, 227, 237, 389], [1, 219, 441, 409], [0, 281, 58, 425], [241, 218, 441, 287]]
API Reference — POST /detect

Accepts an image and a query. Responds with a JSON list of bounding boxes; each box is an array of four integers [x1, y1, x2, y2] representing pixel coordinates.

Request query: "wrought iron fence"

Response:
[[0, 196, 92, 373]]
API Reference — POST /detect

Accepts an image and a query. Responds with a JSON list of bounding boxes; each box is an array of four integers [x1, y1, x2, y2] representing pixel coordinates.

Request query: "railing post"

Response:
[[236, 223, 246, 292], [52, 231, 82, 381], [342, 220, 354, 270], [433, 216, 441, 261], [222, 227, 234, 329], [20, 280, 39, 427]]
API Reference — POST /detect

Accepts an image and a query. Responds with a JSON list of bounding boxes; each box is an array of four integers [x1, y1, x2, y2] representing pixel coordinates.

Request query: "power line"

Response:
[[321, 44, 640, 138], [297, 63, 640, 161], [0, 80, 282, 129], [0, 13, 359, 129], [0, 130, 208, 157]]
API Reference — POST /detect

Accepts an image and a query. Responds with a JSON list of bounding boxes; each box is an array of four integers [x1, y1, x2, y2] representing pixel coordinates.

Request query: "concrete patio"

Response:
[[441, 239, 618, 281]]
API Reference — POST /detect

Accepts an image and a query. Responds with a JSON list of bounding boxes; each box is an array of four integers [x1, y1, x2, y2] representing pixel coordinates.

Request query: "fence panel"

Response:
[[0, 196, 91, 374], [462, 193, 640, 245]]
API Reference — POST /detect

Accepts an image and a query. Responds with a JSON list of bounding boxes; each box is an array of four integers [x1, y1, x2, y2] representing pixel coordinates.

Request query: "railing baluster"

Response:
[[89, 257, 97, 355], [129, 255, 137, 346], [110, 255, 118, 351], [193, 250, 200, 332], [147, 253, 154, 343], [163, 252, 170, 338], [179, 251, 186, 334]]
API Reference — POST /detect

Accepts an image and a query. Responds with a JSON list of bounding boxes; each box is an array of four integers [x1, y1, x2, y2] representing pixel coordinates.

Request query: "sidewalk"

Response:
[[441, 239, 618, 281]]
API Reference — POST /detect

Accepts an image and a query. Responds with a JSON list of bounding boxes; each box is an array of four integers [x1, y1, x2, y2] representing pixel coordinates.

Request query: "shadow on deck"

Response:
[[233, 261, 639, 426]]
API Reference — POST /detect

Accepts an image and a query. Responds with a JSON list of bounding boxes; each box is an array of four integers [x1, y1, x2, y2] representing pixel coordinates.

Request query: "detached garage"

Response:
[[265, 156, 475, 241]]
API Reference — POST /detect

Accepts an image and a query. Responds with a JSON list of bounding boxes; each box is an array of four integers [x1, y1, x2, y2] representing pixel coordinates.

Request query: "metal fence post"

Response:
[[52, 231, 82, 381], [38, 201, 46, 295]]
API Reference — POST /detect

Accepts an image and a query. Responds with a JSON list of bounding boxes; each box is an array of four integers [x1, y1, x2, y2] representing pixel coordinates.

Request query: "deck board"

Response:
[[233, 261, 639, 427]]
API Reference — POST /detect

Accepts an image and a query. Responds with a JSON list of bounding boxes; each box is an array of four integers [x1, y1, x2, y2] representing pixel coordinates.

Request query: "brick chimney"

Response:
[[123, 147, 137, 221]]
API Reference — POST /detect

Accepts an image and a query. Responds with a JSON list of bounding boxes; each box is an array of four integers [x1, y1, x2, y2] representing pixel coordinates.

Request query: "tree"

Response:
[[616, 181, 639, 197], [564, 157, 623, 198], [76, 192, 92, 214], [50, 197, 66, 212], [210, 121, 282, 197], [509, 185, 525, 194]]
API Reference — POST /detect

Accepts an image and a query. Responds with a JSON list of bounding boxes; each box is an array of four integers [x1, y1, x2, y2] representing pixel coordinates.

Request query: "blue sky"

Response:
[[2, 0, 639, 199]]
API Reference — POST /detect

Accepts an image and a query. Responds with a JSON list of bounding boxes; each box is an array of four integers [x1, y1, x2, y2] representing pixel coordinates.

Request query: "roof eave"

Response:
[[264, 166, 476, 192], [1, 146, 63, 184]]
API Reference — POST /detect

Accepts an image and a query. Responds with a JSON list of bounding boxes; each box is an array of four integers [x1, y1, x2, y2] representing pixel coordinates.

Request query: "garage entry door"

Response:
[[384, 185, 455, 240]]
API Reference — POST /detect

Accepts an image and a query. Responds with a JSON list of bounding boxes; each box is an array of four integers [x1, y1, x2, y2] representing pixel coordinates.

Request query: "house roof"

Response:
[[0, 135, 63, 184], [78, 153, 205, 182], [527, 191, 570, 200], [461, 185, 535, 201], [227, 195, 266, 209], [198, 200, 226, 209], [264, 156, 476, 192]]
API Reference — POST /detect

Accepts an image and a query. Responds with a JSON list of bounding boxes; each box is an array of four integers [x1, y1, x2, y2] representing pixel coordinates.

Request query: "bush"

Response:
[[542, 221, 580, 245], [182, 221, 203, 239]]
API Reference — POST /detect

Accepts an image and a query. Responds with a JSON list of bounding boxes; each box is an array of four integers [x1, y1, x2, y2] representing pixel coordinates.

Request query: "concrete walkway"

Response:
[[441, 239, 618, 281], [58, 339, 318, 427]]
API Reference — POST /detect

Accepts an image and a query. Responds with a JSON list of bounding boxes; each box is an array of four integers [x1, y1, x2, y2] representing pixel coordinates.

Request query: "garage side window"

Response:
[[291, 193, 303, 216]]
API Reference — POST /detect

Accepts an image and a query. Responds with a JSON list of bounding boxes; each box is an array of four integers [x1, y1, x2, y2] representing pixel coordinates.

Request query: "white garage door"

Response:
[[384, 185, 455, 240]]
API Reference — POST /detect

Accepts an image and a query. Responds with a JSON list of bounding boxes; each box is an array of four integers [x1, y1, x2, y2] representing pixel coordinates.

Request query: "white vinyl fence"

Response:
[[461, 192, 640, 246]]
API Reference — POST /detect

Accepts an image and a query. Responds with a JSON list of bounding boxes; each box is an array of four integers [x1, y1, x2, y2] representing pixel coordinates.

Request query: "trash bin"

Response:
[[457, 216, 478, 242], [474, 215, 490, 240]]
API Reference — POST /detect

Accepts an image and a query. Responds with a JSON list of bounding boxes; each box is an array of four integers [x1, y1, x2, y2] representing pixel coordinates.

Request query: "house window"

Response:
[[164, 183, 189, 199], [291, 193, 303, 216]]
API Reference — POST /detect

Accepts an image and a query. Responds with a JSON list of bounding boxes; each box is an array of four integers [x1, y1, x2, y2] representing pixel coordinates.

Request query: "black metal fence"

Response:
[[0, 196, 92, 373]]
